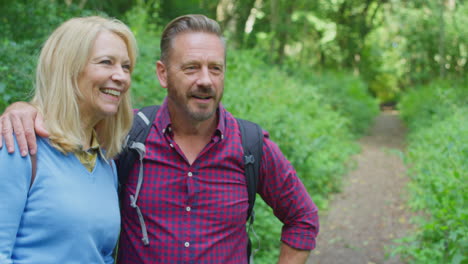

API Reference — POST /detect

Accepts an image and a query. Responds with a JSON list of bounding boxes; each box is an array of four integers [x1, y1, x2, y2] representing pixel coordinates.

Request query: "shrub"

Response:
[[0, 0, 101, 112], [0, 40, 38, 112], [395, 81, 468, 264], [298, 70, 380, 136]]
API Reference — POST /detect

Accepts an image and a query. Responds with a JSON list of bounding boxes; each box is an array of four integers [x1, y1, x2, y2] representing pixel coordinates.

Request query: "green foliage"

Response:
[[295, 70, 380, 136], [0, 40, 37, 112], [250, 198, 283, 263], [395, 81, 468, 264], [359, 1, 467, 102], [395, 3, 468, 84], [159, 0, 218, 25], [124, 0, 166, 108], [360, 24, 405, 103], [0, 0, 102, 112], [398, 79, 468, 131], [0, 0, 99, 42]]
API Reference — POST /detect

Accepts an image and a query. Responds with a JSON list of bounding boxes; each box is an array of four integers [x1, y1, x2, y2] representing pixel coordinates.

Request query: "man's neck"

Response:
[[172, 117, 216, 137]]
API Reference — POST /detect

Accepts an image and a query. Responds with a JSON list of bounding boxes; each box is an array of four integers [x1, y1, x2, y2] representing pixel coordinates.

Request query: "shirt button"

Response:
[[184, 242, 190, 247], [186, 206, 191, 212], [169, 143, 174, 148], [188, 172, 193, 177]]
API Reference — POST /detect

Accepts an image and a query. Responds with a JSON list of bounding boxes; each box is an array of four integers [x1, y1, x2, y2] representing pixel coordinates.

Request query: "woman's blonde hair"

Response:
[[32, 16, 137, 158]]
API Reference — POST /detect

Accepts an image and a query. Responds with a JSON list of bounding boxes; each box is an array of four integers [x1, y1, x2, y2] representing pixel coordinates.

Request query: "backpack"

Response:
[[116, 105, 263, 263]]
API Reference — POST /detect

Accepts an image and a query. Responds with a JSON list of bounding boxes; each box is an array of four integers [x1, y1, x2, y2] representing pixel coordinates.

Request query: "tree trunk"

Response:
[[233, 0, 256, 48], [276, 0, 295, 64], [269, 0, 279, 59], [439, 0, 446, 78], [217, 0, 236, 32]]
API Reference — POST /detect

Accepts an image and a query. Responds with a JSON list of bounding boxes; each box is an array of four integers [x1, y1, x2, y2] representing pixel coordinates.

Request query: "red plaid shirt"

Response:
[[117, 99, 319, 263]]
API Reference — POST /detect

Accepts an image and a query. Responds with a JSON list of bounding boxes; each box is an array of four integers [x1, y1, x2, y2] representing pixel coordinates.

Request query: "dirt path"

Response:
[[308, 111, 414, 264]]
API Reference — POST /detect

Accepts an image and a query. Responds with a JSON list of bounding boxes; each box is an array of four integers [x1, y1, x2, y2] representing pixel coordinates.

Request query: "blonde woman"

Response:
[[0, 16, 136, 263]]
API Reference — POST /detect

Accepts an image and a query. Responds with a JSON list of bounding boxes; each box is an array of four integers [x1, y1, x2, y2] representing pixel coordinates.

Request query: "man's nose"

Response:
[[196, 67, 212, 87]]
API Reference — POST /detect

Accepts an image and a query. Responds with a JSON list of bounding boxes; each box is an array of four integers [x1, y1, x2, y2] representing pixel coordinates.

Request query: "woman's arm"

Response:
[[0, 137, 32, 261]]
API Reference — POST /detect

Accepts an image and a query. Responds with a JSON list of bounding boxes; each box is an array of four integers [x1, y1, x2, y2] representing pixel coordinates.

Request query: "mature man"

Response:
[[0, 15, 318, 263]]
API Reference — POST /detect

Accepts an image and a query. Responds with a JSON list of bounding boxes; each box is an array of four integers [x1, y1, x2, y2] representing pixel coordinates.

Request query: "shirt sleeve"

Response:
[[0, 138, 32, 261], [257, 132, 319, 250]]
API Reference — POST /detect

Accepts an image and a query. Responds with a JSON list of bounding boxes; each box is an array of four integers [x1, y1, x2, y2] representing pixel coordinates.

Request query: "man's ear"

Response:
[[156, 60, 168, 89]]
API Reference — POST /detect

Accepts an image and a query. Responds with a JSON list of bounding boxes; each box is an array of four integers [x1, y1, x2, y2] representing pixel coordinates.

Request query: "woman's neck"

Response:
[[80, 115, 99, 150]]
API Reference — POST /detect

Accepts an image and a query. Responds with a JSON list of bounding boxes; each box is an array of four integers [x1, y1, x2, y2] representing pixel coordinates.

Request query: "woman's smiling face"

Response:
[[77, 30, 131, 123]]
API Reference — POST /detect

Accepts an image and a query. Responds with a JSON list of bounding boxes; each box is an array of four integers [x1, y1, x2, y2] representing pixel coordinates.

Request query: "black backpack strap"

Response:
[[117, 105, 160, 189], [236, 118, 263, 263], [116, 104, 160, 247]]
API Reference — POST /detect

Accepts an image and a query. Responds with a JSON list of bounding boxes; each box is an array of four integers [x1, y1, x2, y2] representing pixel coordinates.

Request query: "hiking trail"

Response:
[[308, 110, 414, 264]]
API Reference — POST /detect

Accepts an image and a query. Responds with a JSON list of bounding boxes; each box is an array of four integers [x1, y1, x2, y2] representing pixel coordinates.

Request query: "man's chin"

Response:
[[188, 108, 217, 122]]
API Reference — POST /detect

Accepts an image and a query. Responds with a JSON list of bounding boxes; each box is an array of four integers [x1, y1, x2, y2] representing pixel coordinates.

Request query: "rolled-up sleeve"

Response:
[[0, 138, 31, 262], [257, 133, 319, 250]]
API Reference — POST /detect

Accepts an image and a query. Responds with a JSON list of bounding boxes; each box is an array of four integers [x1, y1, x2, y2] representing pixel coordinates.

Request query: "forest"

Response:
[[0, 0, 466, 263]]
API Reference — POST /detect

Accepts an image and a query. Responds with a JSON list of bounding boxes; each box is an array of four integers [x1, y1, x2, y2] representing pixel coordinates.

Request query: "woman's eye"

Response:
[[122, 64, 131, 71], [100, 60, 112, 65]]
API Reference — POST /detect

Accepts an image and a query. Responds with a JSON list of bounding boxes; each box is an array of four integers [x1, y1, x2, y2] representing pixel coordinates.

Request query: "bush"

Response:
[[297, 70, 380, 136], [0, 0, 101, 112], [398, 79, 468, 131], [395, 81, 468, 264], [0, 40, 38, 112], [124, 1, 165, 108]]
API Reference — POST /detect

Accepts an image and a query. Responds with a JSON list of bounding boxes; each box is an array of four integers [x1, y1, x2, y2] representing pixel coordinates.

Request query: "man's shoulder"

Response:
[[221, 108, 269, 139]]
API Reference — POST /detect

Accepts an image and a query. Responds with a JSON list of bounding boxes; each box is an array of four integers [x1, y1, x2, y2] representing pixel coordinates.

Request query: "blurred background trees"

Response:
[[1, 0, 466, 110]]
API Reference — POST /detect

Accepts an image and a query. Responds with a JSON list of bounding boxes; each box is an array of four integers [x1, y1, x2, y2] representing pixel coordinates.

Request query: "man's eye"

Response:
[[211, 66, 223, 73]]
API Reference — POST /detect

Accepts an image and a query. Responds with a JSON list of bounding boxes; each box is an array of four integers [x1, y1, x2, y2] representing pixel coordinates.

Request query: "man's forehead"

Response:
[[170, 32, 225, 63], [172, 31, 224, 46]]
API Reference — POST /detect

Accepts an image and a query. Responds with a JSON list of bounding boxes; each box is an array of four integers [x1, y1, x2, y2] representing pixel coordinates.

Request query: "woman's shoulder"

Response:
[[0, 135, 32, 178], [0, 135, 25, 158], [36, 136, 60, 153]]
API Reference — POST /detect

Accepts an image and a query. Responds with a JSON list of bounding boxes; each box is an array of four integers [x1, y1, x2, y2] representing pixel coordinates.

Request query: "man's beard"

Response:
[[167, 80, 223, 122]]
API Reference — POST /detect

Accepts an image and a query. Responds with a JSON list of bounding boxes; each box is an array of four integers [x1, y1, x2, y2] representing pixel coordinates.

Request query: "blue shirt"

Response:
[[0, 137, 120, 264]]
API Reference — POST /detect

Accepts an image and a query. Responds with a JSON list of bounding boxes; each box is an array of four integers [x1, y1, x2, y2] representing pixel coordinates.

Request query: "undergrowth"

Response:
[[394, 80, 468, 264]]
